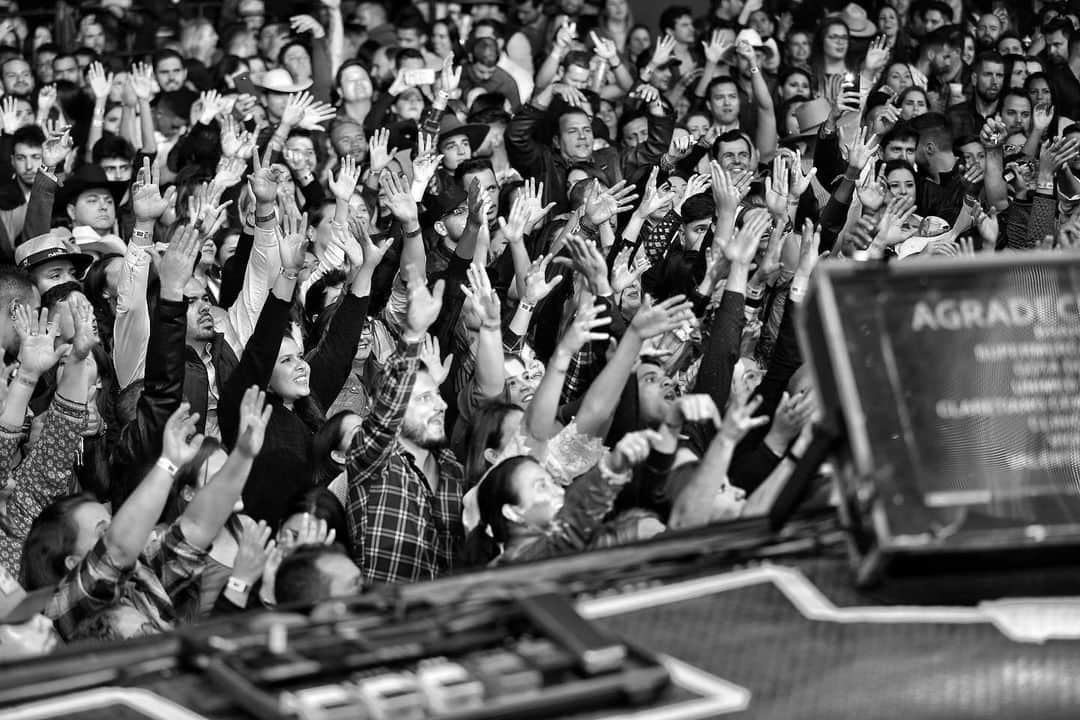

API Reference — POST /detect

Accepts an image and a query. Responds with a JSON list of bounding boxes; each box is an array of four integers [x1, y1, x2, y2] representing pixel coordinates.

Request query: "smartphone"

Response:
[[403, 68, 436, 87], [233, 71, 258, 96], [842, 72, 859, 92]]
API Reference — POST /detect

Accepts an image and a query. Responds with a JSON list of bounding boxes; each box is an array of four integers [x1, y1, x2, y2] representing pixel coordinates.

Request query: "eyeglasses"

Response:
[[827, 34, 849, 41]]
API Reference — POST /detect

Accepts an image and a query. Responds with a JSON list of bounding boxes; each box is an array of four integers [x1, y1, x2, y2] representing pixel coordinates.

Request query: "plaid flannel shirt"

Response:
[[0, 394, 87, 576], [346, 336, 465, 585], [45, 522, 207, 641]]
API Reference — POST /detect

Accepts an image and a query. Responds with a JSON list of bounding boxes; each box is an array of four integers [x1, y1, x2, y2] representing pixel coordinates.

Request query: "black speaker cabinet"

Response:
[[798, 253, 1080, 587]]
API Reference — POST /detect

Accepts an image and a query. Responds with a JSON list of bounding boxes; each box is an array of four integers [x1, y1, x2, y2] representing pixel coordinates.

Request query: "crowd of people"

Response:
[[0, 0, 1072, 655]]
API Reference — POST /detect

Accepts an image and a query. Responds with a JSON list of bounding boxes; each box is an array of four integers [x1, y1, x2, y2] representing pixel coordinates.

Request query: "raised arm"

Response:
[[737, 40, 777, 164], [130, 63, 158, 156], [108, 226, 201, 508], [180, 387, 269, 549], [0, 305, 91, 575], [304, 222, 387, 407]]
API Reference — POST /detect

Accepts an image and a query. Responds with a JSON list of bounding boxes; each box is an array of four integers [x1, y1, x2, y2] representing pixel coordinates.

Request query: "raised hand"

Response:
[[764, 154, 791, 218], [724, 208, 771, 265], [378, 170, 419, 225], [403, 264, 445, 341], [436, 54, 462, 97], [462, 262, 502, 328], [521, 253, 563, 304], [1032, 103, 1055, 134], [651, 34, 676, 67], [299, 100, 336, 131], [973, 204, 999, 246], [418, 334, 453, 386], [589, 31, 619, 62], [856, 162, 887, 212], [769, 390, 815, 444], [368, 127, 397, 175], [158, 222, 202, 297], [196, 89, 223, 125], [290, 14, 326, 38], [559, 298, 611, 353], [280, 91, 314, 129], [793, 219, 823, 284], [15, 306, 69, 376], [551, 82, 590, 108], [565, 234, 612, 295], [87, 61, 113, 101], [411, 143, 443, 195], [719, 387, 770, 443], [0, 96, 18, 134], [236, 385, 273, 457], [702, 29, 732, 64], [278, 210, 308, 272], [41, 122, 73, 169], [843, 126, 880, 171], [610, 245, 649, 293], [67, 294, 98, 361], [665, 393, 722, 429], [519, 178, 556, 232], [232, 521, 276, 586], [629, 294, 695, 340], [329, 154, 361, 201], [249, 151, 283, 204], [788, 149, 817, 200], [583, 179, 639, 226], [710, 161, 742, 218], [497, 192, 530, 244], [129, 62, 154, 101], [636, 167, 676, 218], [874, 194, 917, 248], [863, 35, 890, 74], [979, 117, 1006, 149], [608, 429, 663, 475], [553, 20, 577, 53], [161, 402, 204, 467]]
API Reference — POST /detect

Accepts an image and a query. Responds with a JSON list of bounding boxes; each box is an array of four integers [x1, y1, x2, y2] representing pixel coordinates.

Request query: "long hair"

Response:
[[282, 486, 349, 543], [461, 455, 534, 567], [810, 19, 852, 92], [82, 253, 122, 353], [462, 401, 521, 491], [20, 493, 97, 590]]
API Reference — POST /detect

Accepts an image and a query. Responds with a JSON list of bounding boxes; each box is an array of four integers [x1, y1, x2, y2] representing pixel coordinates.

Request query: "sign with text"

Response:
[[801, 255, 1080, 550]]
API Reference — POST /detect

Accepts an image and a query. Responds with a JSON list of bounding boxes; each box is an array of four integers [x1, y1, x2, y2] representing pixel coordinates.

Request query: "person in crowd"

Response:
[[0, 0, 1054, 656]]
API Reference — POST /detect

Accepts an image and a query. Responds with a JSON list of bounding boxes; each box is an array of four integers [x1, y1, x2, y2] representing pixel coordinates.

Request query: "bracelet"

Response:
[[155, 457, 179, 477], [226, 576, 251, 594], [132, 228, 152, 242], [574, 221, 599, 240], [518, 300, 536, 312], [280, 267, 299, 280], [255, 211, 276, 224], [749, 65, 760, 75], [404, 226, 422, 239], [38, 163, 55, 175]]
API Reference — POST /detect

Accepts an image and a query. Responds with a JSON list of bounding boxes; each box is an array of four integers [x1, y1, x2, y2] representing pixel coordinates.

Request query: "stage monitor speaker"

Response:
[[797, 253, 1080, 585]]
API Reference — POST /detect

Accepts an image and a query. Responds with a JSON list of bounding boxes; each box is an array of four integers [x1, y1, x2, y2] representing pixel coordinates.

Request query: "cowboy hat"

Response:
[[15, 232, 94, 274], [254, 68, 312, 94], [71, 226, 126, 258], [834, 3, 877, 38], [724, 28, 776, 63], [56, 164, 128, 210], [435, 113, 488, 152], [780, 98, 832, 144]]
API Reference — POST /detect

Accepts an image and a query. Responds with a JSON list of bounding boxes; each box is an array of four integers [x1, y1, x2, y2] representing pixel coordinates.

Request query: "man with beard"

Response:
[[343, 266, 466, 585], [182, 276, 239, 439], [151, 50, 197, 133], [947, 52, 1004, 138], [1040, 17, 1080, 121]]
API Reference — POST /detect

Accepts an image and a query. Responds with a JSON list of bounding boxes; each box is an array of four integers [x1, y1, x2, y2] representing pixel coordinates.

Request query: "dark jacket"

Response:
[[507, 102, 623, 213], [108, 297, 189, 508], [219, 291, 370, 528], [183, 334, 241, 435]]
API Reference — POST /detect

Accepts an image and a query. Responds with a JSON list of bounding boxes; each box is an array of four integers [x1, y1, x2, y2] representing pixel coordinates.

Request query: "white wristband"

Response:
[[155, 457, 179, 477]]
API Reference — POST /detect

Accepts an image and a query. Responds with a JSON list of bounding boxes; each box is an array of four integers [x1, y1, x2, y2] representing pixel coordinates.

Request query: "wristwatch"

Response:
[[227, 576, 251, 594]]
